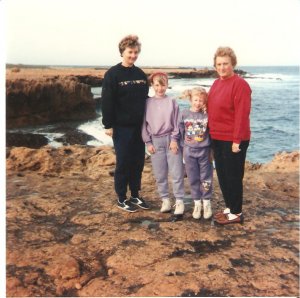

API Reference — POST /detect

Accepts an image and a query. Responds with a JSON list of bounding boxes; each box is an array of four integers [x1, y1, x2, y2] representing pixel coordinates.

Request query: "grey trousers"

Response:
[[150, 135, 185, 200], [183, 146, 213, 200]]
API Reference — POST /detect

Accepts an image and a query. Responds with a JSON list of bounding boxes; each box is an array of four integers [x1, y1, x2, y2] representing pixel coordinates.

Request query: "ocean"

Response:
[[79, 66, 299, 164], [8, 66, 299, 164]]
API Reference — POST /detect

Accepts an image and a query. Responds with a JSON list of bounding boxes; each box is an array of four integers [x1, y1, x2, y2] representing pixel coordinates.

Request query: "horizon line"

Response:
[[6, 63, 300, 68]]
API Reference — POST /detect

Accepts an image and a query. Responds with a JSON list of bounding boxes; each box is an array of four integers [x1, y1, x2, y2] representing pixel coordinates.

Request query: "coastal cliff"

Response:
[[6, 76, 96, 129], [6, 146, 299, 297]]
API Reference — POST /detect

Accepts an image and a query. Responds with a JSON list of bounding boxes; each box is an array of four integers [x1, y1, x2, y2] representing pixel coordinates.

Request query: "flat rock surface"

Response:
[[6, 146, 299, 296]]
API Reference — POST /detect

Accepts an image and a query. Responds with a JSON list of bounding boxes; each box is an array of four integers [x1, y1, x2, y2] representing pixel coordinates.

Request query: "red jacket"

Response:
[[208, 74, 251, 144]]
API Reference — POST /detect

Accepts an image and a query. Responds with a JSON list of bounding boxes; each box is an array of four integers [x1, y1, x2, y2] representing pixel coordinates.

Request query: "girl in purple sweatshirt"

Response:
[[142, 72, 185, 216], [179, 87, 213, 220]]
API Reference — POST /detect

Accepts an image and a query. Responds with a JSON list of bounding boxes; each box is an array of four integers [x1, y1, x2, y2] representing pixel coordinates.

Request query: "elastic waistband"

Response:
[[152, 133, 172, 139]]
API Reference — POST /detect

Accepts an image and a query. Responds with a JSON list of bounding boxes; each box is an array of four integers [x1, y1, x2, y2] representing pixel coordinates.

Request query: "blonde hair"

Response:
[[213, 46, 237, 67], [148, 72, 168, 86], [119, 35, 141, 55], [181, 87, 208, 113]]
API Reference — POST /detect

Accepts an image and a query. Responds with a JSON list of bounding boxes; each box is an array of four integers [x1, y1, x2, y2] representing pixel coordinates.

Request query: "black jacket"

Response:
[[101, 63, 149, 129]]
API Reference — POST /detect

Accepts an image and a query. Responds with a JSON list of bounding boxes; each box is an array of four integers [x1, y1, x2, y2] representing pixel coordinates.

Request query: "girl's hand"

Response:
[[232, 142, 241, 153], [147, 144, 156, 154], [169, 140, 178, 154], [105, 128, 113, 137]]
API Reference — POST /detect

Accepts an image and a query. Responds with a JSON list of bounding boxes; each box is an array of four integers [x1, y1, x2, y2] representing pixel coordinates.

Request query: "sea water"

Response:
[[79, 66, 299, 164]]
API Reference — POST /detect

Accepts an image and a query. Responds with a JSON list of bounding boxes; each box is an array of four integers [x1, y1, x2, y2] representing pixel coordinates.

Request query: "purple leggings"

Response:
[[183, 146, 213, 200]]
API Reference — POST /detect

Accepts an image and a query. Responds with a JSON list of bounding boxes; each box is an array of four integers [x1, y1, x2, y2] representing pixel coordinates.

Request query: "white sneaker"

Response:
[[193, 200, 202, 219], [160, 198, 172, 213], [203, 199, 212, 219], [174, 199, 185, 215]]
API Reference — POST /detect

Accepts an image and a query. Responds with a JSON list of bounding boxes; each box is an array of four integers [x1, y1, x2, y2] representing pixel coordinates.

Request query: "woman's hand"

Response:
[[147, 144, 156, 154], [232, 142, 241, 153], [105, 128, 113, 137], [169, 140, 178, 154]]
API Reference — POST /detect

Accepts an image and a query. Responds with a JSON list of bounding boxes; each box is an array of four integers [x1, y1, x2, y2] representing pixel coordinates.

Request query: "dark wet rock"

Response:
[[229, 257, 254, 267], [6, 132, 48, 148], [181, 288, 228, 297], [6, 76, 97, 128], [168, 68, 247, 79], [94, 96, 102, 110], [71, 75, 103, 87], [54, 130, 96, 145]]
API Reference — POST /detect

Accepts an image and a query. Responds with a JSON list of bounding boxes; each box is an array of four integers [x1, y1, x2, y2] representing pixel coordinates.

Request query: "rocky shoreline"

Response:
[[6, 66, 246, 129], [6, 145, 299, 297]]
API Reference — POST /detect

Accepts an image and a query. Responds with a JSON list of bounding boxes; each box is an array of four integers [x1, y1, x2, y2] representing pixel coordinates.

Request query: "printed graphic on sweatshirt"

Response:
[[119, 80, 147, 87], [201, 180, 212, 192], [184, 118, 208, 143]]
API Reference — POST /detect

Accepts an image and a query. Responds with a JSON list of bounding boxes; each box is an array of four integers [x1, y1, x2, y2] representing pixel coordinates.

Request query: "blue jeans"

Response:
[[112, 126, 145, 201]]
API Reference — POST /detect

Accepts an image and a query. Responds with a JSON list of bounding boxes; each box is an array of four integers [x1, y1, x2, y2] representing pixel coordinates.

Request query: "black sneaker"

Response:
[[130, 196, 150, 210], [117, 199, 137, 212]]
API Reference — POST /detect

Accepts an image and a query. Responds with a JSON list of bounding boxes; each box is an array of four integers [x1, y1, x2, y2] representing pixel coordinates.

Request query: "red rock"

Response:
[[6, 76, 96, 128], [6, 146, 299, 297]]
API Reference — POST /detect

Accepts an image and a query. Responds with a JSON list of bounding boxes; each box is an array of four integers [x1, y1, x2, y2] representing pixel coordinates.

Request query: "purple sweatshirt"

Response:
[[142, 96, 180, 144], [179, 109, 210, 148]]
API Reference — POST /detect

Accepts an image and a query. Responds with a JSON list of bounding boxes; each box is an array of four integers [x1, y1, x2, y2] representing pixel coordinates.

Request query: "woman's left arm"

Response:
[[233, 79, 252, 148]]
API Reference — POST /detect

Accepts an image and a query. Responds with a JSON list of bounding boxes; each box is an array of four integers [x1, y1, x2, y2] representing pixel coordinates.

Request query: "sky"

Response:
[[4, 0, 300, 67]]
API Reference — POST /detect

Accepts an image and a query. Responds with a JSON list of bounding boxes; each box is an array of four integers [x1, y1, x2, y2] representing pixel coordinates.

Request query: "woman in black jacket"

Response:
[[101, 34, 150, 212]]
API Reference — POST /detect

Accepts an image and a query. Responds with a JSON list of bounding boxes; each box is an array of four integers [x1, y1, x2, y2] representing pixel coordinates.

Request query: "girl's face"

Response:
[[152, 78, 168, 98], [215, 56, 234, 79], [190, 94, 206, 112], [122, 46, 139, 67]]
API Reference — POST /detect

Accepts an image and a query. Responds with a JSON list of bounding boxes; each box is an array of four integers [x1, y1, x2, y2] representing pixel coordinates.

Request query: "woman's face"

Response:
[[152, 78, 168, 98], [122, 46, 139, 67], [215, 56, 234, 79]]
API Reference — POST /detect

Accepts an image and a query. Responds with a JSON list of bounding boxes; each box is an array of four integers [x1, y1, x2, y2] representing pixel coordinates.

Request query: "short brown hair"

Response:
[[148, 72, 168, 86], [119, 35, 141, 55], [213, 47, 237, 67]]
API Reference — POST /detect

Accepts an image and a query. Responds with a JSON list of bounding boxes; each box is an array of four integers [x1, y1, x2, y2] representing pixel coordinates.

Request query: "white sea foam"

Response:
[[78, 118, 113, 146]]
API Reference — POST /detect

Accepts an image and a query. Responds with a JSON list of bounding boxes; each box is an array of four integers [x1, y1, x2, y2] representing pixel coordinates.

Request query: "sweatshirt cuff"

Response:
[[233, 138, 241, 144], [104, 124, 112, 129]]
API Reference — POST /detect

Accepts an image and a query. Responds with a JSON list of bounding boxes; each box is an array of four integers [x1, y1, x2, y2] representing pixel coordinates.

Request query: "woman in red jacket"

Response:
[[208, 47, 251, 225]]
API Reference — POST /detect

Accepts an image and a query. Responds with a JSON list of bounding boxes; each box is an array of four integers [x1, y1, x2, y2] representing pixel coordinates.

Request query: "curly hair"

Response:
[[181, 87, 208, 113], [213, 46, 237, 67], [118, 34, 141, 55], [148, 72, 168, 86]]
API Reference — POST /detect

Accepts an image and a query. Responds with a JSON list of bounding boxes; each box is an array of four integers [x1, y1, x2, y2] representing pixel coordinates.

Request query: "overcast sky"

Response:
[[4, 0, 300, 66]]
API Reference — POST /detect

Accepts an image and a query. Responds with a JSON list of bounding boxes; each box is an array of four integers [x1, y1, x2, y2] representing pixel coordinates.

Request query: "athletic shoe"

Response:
[[117, 199, 137, 212], [203, 199, 212, 219], [174, 199, 185, 215], [192, 200, 202, 219], [160, 198, 172, 213], [130, 196, 150, 210]]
